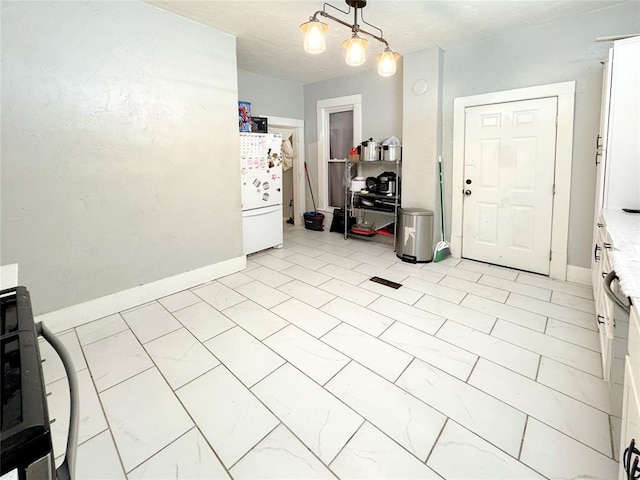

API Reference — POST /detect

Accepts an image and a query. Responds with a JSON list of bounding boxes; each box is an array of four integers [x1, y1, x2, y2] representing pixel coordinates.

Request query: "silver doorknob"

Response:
[[464, 189, 472, 196]]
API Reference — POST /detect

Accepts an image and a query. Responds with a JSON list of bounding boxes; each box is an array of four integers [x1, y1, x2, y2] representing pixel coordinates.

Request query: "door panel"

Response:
[[462, 97, 558, 274], [478, 203, 498, 245]]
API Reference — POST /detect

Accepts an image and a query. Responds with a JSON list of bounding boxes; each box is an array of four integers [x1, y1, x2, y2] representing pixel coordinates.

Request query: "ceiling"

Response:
[[149, 0, 626, 84]]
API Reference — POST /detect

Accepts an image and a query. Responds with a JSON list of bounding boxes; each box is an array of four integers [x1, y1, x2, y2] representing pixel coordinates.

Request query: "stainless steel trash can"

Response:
[[396, 208, 434, 263]]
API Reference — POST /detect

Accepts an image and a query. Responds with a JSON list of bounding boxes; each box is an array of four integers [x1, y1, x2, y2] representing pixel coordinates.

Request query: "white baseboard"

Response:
[[37, 256, 247, 334], [566, 265, 591, 286]]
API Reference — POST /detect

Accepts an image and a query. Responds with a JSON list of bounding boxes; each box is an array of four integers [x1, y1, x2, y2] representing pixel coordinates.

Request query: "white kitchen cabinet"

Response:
[[592, 48, 613, 229], [591, 36, 639, 376], [592, 37, 639, 276], [590, 36, 639, 475]]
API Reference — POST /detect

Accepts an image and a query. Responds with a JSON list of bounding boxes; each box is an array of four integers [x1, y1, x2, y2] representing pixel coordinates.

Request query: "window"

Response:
[[317, 95, 362, 211], [328, 111, 353, 207]]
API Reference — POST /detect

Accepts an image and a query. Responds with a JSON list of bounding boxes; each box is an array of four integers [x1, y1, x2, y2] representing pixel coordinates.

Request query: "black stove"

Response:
[[1, 287, 54, 479]]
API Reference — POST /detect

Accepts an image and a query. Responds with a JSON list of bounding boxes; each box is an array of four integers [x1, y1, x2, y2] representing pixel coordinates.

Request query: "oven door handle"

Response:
[[36, 321, 78, 480], [604, 270, 631, 316]]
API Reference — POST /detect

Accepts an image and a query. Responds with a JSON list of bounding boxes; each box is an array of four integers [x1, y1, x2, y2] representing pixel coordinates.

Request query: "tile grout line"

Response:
[[225, 422, 283, 472], [325, 418, 367, 468], [376, 319, 397, 339], [432, 318, 447, 338], [423, 417, 449, 467], [392, 355, 416, 384], [321, 358, 354, 388], [534, 355, 543, 382], [517, 415, 530, 460], [465, 356, 481, 384]]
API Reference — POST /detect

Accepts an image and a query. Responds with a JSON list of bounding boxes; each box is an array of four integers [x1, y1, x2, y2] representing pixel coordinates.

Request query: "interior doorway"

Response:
[[462, 97, 558, 275], [451, 82, 575, 280], [260, 115, 306, 226]]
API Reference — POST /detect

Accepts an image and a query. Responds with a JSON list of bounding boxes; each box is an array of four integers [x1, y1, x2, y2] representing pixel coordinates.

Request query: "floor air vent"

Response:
[[369, 276, 402, 290]]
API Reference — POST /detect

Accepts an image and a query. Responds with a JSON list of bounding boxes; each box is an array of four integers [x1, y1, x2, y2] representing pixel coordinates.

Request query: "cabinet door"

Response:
[[619, 308, 640, 479], [605, 38, 640, 209], [594, 49, 613, 212], [596, 289, 614, 380]]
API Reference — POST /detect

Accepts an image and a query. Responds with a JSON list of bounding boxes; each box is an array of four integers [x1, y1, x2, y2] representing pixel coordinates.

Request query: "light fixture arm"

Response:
[[311, 9, 389, 48]]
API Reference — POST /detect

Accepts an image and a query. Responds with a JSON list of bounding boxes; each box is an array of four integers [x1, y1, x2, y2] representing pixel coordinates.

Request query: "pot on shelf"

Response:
[[381, 136, 402, 161], [382, 144, 402, 161], [361, 138, 380, 161]]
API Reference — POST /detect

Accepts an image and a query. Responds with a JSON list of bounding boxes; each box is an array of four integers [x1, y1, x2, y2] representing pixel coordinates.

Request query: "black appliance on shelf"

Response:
[[377, 172, 397, 195], [1, 287, 78, 480]]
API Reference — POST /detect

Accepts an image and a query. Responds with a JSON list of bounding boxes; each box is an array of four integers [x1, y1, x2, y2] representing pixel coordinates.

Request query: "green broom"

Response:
[[433, 156, 451, 262]]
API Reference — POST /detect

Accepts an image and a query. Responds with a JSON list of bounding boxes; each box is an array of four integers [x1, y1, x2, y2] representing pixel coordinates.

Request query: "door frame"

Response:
[[258, 115, 306, 226], [451, 81, 575, 280]]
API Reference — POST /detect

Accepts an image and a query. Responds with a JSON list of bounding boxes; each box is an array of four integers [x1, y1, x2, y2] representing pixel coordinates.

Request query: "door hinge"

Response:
[[550, 250, 552, 261], [552, 184, 556, 195]]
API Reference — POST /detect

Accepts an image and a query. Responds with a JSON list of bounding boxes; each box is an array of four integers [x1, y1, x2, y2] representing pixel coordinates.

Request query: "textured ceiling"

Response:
[[149, 0, 626, 84]]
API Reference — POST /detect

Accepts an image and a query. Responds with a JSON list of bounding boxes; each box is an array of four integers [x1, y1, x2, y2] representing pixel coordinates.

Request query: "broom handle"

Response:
[[438, 156, 446, 240], [304, 162, 317, 212]]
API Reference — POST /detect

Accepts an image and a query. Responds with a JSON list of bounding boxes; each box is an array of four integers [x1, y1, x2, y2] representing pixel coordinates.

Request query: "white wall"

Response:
[[1, 1, 242, 314], [303, 64, 403, 212], [237, 69, 304, 119], [401, 47, 444, 215], [441, 2, 639, 268], [298, 3, 635, 267]]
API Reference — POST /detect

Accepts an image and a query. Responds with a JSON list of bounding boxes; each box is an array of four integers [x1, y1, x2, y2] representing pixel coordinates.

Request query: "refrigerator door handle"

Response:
[[242, 205, 282, 217]]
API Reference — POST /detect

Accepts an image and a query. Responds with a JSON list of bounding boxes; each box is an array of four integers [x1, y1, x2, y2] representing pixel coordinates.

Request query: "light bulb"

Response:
[[376, 48, 399, 77], [343, 34, 368, 66], [300, 19, 328, 54]]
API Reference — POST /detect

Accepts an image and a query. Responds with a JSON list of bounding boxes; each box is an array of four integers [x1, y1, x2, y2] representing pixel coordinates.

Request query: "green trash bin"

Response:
[[396, 208, 434, 263]]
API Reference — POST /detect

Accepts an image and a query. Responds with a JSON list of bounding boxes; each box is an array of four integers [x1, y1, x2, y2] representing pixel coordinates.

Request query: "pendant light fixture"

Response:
[[376, 47, 400, 76], [301, 18, 328, 54], [300, 0, 400, 76], [343, 33, 368, 66]]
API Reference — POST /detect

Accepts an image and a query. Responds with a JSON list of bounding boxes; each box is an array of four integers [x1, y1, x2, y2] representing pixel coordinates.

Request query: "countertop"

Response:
[[602, 209, 640, 306]]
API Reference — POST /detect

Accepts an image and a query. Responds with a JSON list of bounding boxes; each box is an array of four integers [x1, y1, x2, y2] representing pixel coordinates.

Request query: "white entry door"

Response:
[[462, 97, 558, 274]]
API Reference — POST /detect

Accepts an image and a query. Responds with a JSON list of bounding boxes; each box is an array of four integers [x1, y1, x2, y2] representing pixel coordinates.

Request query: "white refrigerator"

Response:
[[240, 132, 283, 255]]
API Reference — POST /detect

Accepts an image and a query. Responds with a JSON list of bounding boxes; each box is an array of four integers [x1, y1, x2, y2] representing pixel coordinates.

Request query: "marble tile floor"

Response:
[[41, 223, 621, 479]]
